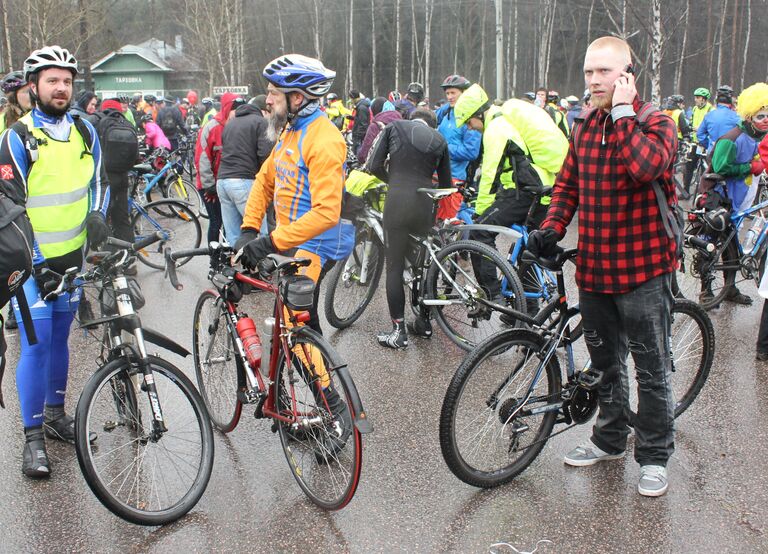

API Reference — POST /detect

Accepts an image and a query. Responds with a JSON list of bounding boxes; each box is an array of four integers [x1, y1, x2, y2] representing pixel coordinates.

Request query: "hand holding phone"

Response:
[[612, 63, 637, 107]]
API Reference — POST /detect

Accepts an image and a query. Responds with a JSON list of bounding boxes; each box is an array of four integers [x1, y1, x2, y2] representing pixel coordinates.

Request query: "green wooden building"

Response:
[[91, 38, 202, 99]]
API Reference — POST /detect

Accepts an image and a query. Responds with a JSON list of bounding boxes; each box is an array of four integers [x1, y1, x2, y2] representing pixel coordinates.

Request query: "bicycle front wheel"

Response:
[[165, 174, 204, 219], [274, 328, 363, 510], [440, 329, 561, 487], [324, 227, 384, 329], [628, 299, 714, 423], [426, 240, 526, 351], [193, 290, 243, 432], [131, 199, 202, 269], [75, 356, 214, 526]]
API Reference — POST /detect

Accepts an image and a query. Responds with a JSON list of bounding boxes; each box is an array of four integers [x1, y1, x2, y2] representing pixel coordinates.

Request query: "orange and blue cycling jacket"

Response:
[[242, 107, 353, 261]]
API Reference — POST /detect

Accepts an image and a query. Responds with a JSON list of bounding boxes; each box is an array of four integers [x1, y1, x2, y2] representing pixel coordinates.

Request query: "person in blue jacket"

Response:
[[697, 85, 741, 151], [436, 74, 481, 183]]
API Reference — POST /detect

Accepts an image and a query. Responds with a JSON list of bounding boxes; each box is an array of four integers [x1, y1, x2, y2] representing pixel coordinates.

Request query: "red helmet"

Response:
[[186, 90, 199, 105]]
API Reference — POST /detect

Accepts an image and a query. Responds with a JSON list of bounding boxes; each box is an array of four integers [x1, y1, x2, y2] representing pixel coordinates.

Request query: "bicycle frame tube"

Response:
[[141, 162, 173, 196]]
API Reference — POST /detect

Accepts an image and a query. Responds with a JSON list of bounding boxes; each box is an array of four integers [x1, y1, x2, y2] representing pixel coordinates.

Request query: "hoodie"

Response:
[[218, 103, 275, 180], [358, 109, 402, 164], [195, 92, 237, 192]]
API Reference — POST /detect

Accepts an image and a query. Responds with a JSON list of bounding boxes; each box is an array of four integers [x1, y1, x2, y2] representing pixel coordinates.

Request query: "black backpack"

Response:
[[94, 110, 139, 173], [0, 192, 37, 408], [159, 108, 179, 136]]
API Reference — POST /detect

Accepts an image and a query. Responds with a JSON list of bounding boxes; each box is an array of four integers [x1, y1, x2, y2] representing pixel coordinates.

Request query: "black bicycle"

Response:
[[50, 233, 214, 525]]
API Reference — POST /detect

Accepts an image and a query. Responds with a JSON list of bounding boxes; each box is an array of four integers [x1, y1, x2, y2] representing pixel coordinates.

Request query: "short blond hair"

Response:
[[587, 36, 632, 64]]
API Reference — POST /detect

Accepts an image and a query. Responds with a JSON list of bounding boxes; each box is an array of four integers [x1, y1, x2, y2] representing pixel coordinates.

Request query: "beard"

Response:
[[590, 90, 613, 110], [266, 107, 288, 142], [37, 96, 70, 118]]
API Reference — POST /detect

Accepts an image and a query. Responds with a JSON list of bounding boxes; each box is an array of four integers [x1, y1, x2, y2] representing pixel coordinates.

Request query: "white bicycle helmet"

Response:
[[263, 54, 335, 99], [23, 45, 78, 80]]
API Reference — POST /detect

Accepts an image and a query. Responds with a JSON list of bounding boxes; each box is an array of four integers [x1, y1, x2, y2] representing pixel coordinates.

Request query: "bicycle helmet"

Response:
[[131, 93, 142, 103], [440, 74, 471, 91], [716, 85, 734, 103], [453, 83, 491, 127], [140, 113, 153, 123], [693, 87, 711, 99], [23, 45, 77, 80], [1, 71, 26, 94], [406, 82, 425, 102], [201, 97, 213, 106], [547, 90, 560, 103], [670, 94, 685, 106], [327, 92, 339, 102], [143, 94, 156, 103], [388, 90, 402, 103], [736, 82, 768, 120], [262, 54, 335, 99], [116, 93, 130, 103], [703, 207, 729, 233], [523, 91, 536, 101]]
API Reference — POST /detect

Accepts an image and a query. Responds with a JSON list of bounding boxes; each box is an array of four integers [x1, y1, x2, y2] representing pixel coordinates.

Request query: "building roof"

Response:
[[91, 38, 199, 74]]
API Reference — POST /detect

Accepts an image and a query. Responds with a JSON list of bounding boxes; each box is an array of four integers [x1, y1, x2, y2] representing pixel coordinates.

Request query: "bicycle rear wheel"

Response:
[[274, 328, 363, 510], [324, 226, 384, 329], [165, 174, 204, 219], [193, 290, 243, 432], [75, 356, 214, 526], [628, 299, 714, 423], [440, 329, 561, 487], [426, 240, 526, 351], [131, 199, 202, 269]]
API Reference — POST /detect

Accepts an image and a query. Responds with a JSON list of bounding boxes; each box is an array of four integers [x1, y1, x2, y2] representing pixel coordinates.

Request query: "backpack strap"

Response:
[[570, 107, 597, 152], [11, 115, 94, 164]]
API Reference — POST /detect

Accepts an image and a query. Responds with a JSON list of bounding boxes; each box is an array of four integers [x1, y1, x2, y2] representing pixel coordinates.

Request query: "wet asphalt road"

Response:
[[2, 244, 767, 553]]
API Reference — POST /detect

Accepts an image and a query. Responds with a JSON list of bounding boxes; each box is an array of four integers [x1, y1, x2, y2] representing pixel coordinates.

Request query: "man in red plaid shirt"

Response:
[[528, 36, 678, 497]]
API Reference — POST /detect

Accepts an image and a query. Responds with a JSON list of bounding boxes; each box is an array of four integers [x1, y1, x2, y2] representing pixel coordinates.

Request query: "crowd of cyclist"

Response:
[[2, 40, 768, 502]]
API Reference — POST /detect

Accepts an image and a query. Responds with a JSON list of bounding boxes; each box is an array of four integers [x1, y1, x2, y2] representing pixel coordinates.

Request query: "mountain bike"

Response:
[[130, 147, 204, 218], [440, 249, 714, 488], [674, 174, 768, 309], [673, 141, 707, 201], [323, 187, 526, 350], [47, 233, 214, 525], [165, 243, 372, 510]]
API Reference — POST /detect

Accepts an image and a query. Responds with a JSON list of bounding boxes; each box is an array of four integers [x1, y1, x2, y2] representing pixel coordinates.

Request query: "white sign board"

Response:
[[213, 86, 249, 95]]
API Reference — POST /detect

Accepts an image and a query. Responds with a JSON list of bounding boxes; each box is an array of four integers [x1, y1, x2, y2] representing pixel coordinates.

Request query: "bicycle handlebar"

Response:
[[164, 246, 211, 290], [520, 248, 578, 271], [684, 234, 715, 253]]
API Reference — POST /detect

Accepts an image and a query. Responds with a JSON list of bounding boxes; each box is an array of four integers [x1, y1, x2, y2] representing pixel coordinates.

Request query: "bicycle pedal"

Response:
[[576, 368, 604, 391], [238, 387, 264, 404]]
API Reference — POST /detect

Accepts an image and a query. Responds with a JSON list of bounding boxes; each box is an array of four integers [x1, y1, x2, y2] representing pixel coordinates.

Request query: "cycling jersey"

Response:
[[242, 106, 352, 263]]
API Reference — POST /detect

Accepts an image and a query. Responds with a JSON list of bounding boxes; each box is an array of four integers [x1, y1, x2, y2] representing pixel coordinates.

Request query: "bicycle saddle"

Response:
[[132, 163, 153, 174], [521, 248, 577, 271], [416, 187, 457, 200], [520, 184, 553, 197], [260, 253, 312, 275], [703, 173, 725, 182]]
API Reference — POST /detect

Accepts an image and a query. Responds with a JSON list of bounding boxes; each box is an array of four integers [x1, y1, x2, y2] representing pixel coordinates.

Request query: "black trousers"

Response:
[[106, 172, 134, 243]]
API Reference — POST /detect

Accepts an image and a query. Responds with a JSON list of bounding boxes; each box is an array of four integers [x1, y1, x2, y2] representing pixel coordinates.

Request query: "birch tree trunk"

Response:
[[674, 0, 689, 93], [313, 0, 322, 59], [370, 0, 376, 95], [276, 0, 286, 54], [424, 0, 433, 99], [395, 0, 400, 91], [348, 0, 354, 90], [740, 0, 751, 90], [716, 0, 728, 87], [587, 0, 595, 43], [649, 0, 662, 104], [0, 0, 10, 71], [479, 2, 487, 85]]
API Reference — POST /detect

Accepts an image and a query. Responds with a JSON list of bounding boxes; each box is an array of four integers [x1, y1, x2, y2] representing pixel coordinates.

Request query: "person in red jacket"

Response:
[[755, 126, 768, 360], [195, 92, 238, 244], [527, 36, 678, 497]]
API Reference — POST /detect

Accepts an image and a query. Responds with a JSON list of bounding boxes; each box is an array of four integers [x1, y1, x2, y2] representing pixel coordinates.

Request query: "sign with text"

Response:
[[213, 86, 249, 95]]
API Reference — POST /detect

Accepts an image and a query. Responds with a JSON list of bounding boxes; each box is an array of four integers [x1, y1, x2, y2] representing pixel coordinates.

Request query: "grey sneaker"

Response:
[[638, 465, 668, 497], [563, 440, 626, 467]]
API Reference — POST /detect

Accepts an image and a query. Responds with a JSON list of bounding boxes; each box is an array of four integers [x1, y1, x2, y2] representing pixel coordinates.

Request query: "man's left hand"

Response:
[[612, 70, 637, 107], [86, 211, 110, 248], [238, 234, 276, 270]]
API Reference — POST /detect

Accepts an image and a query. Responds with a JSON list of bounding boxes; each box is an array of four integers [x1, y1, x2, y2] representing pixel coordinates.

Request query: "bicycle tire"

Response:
[[75, 355, 214, 526], [440, 329, 561, 488], [324, 226, 384, 329], [628, 299, 714, 424], [165, 174, 204, 219], [676, 233, 738, 310], [131, 199, 202, 269], [425, 240, 526, 351], [274, 328, 363, 510], [193, 290, 243, 432], [532, 298, 584, 342]]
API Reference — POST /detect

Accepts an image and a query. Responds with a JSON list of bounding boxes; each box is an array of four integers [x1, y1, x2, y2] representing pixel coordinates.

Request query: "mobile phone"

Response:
[[624, 64, 635, 75]]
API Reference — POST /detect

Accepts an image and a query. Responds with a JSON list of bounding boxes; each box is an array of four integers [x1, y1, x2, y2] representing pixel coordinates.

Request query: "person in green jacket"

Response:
[[454, 83, 569, 309], [117, 93, 136, 127]]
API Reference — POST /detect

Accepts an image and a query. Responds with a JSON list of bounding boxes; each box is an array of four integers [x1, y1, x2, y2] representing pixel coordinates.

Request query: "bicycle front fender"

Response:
[[143, 326, 191, 358], [335, 364, 374, 434]]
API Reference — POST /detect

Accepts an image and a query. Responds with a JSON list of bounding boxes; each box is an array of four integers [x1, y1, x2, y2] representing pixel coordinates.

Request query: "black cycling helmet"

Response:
[[140, 113, 153, 123], [116, 93, 130, 103], [143, 94, 156, 103], [407, 82, 425, 102], [716, 85, 734, 104], [547, 90, 560, 103], [440, 74, 471, 91], [1, 71, 26, 94], [523, 91, 536, 102], [670, 94, 685, 106]]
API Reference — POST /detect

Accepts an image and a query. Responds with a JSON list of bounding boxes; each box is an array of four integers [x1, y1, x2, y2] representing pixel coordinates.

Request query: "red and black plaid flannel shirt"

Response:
[[541, 97, 678, 294]]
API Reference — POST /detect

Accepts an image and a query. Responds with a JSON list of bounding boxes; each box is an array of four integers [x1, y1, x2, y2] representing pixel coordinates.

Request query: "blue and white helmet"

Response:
[[263, 54, 335, 99]]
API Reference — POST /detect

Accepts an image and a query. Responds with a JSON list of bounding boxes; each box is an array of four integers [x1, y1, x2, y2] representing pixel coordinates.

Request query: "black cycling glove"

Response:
[[85, 211, 110, 248], [33, 262, 61, 300], [526, 229, 562, 258], [239, 235, 276, 270]]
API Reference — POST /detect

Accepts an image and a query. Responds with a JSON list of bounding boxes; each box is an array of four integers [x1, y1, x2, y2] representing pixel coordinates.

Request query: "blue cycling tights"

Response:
[[11, 277, 79, 428]]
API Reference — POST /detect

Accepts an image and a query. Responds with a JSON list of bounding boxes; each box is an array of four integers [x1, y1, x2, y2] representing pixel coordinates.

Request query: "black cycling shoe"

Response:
[[22, 428, 50, 478], [407, 317, 432, 338], [724, 286, 752, 306], [44, 411, 97, 444], [377, 321, 408, 349], [315, 384, 352, 462], [5, 307, 17, 330]]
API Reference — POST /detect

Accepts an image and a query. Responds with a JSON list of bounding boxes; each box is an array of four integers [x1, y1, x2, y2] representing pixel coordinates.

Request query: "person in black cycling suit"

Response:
[[366, 108, 452, 348]]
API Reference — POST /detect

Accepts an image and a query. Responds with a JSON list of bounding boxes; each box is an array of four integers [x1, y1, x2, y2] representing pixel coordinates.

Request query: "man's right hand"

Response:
[[527, 229, 562, 258], [33, 263, 61, 300]]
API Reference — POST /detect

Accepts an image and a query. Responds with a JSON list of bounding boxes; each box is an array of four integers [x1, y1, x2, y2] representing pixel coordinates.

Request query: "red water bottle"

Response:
[[236, 317, 262, 370]]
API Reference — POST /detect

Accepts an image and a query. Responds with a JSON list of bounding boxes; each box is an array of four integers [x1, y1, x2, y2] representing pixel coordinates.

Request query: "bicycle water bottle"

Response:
[[745, 215, 766, 253], [236, 317, 262, 370]]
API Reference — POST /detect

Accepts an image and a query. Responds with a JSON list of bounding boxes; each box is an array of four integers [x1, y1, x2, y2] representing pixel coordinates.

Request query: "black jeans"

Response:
[[580, 272, 675, 467], [204, 196, 223, 244], [106, 172, 134, 243], [757, 300, 768, 354]]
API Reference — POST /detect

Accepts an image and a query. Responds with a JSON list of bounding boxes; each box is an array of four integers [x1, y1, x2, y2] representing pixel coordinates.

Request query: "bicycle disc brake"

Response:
[[567, 387, 598, 424]]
